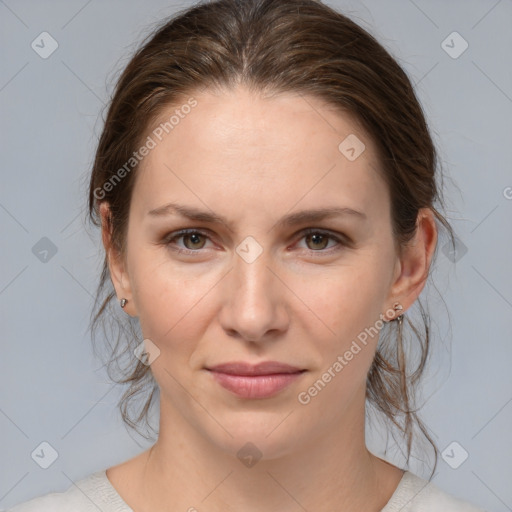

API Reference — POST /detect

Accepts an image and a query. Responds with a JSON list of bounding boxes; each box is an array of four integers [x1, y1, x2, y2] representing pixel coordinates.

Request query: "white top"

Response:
[[5, 469, 486, 512]]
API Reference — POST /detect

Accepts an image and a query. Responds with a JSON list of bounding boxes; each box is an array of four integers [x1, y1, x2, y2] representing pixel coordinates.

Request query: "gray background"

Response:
[[1, 0, 511, 510]]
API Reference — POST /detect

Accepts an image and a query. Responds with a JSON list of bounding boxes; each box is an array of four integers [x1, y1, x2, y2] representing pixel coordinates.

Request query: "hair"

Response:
[[88, 0, 455, 477]]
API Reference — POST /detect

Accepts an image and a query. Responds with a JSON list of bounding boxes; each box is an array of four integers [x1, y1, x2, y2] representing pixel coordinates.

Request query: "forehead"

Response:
[[132, 86, 389, 224]]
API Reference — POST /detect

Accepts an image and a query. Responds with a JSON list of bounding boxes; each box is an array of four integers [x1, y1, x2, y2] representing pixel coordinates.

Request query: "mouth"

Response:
[[205, 361, 306, 399]]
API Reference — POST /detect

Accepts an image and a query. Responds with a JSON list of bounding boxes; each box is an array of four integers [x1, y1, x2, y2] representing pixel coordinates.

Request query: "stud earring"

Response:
[[392, 302, 404, 324], [120, 298, 128, 308]]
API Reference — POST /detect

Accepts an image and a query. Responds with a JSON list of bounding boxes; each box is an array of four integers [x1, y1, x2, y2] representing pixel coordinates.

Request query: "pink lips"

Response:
[[206, 361, 305, 399]]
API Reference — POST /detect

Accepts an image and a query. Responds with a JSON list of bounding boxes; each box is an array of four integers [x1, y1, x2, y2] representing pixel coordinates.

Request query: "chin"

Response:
[[200, 409, 307, 463]]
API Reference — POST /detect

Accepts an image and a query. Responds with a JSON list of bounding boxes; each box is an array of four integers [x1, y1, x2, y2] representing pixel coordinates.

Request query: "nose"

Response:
[[218, 244, 289, 343]]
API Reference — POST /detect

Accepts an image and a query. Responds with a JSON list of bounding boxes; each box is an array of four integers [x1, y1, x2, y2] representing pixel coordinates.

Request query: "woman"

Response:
[[7, 0, 486, 510]]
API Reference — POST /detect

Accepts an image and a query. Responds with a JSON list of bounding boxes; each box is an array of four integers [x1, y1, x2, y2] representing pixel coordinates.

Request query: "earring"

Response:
[[120, 298, 128, 308], [392, 302, 404, 324]]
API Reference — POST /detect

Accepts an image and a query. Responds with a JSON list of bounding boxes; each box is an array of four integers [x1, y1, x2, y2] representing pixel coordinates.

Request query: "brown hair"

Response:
[[88, 0, 455, 476]]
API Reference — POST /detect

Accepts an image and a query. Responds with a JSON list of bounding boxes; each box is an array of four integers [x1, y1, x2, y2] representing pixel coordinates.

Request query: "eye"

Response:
[[163, 229, 213, 254], [295, 229, 346, 254]]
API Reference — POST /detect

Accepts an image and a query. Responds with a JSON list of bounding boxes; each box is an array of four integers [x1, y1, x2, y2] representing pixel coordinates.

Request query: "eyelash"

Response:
[[162, 228, 349, 256]]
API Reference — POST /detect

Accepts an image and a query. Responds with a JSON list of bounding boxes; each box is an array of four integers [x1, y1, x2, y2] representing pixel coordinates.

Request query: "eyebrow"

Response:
[[147, 202, 366, 229]]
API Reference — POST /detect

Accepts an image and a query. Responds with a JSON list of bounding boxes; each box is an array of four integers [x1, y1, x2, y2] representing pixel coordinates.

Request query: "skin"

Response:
[[101, 85, 437, 512]]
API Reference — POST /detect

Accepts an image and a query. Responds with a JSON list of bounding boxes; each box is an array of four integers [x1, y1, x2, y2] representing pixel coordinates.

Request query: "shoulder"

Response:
[[5, 470, 132, 512], [382, 471, 487, 512]]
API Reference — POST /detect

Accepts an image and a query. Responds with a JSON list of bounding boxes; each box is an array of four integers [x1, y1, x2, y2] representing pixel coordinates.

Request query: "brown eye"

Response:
[[181, 232, 207, 250], [164, 229, 213, 254], [298, 229, 344, 253], [305, 232, 330, 251]]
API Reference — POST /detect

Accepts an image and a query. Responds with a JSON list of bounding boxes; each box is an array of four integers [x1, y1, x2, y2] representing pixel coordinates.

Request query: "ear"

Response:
[[386, 208, 438, 316], [99, 202, 137, 317]]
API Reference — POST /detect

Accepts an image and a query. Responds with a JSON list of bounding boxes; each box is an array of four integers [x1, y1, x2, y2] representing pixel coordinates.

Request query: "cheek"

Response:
[[298, 261, 387, 337], [292, 258, 392, 394], [129, 252, 220, 345], [294, 269, 387, 410]]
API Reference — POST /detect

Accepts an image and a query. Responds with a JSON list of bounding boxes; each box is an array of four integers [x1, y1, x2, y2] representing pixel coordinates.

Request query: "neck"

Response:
[[136, 387, 403, 512]]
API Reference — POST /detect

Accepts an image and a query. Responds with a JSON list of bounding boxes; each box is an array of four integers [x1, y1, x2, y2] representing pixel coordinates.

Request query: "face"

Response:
[[105, 85, 426, 460]]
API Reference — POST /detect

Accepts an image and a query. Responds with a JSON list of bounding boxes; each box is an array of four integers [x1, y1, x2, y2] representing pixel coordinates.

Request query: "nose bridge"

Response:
[[220, 235, 286, 340], [235, 244, 272, 299], [233, 236, 275, 311]]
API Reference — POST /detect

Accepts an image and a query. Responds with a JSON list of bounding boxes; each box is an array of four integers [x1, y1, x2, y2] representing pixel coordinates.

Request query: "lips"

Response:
[[207, 361, 304, 376], [206, 361, 306, 399]]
